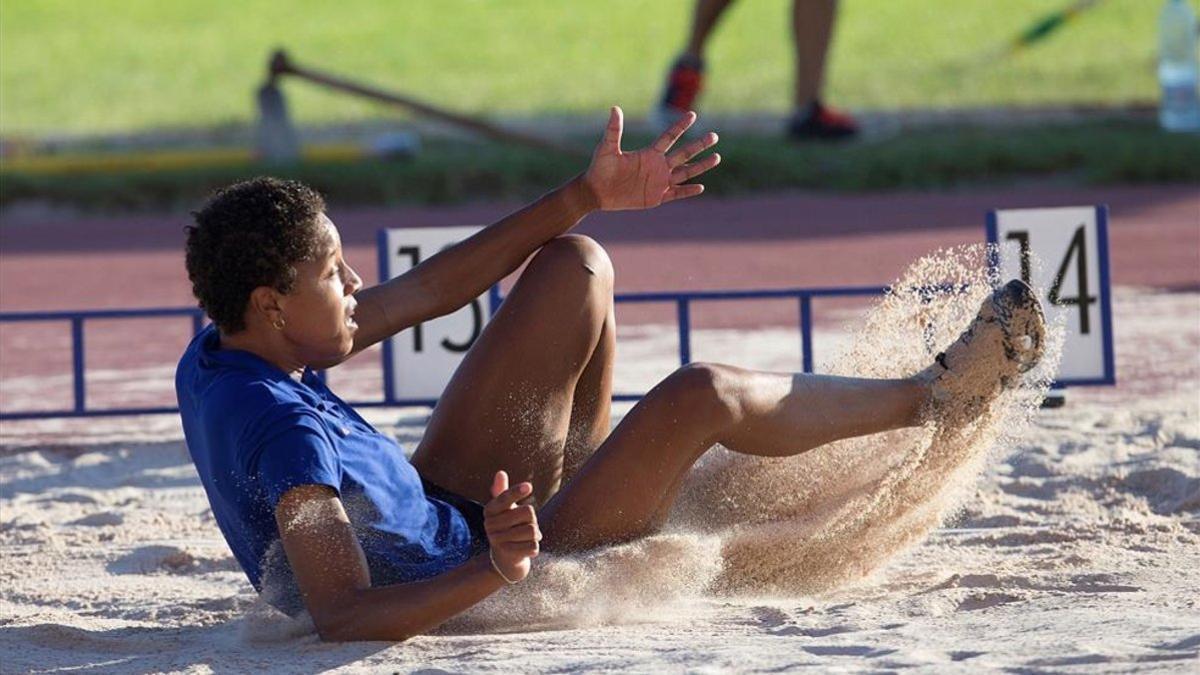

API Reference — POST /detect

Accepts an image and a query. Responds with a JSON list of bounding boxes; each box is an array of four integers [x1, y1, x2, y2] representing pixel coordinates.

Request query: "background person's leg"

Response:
[[685, 0, 737, 59], [540, 363, 927, 550], [411, 235, 615, 506], [657, 0, 737, 123], [791, 0, 837, 110], [787, 0, 859, 139]]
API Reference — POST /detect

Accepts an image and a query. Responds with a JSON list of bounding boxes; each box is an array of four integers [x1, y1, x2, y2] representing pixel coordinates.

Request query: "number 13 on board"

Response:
[[379, 226, 497, 402]]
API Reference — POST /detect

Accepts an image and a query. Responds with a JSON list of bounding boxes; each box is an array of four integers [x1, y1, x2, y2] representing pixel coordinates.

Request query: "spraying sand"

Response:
[[448, 246, 1063, 629]]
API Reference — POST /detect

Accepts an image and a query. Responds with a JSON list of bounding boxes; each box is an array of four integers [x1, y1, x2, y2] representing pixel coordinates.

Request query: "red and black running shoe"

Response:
[[654, 54, 705, 127], [787, 100, 859, 141]]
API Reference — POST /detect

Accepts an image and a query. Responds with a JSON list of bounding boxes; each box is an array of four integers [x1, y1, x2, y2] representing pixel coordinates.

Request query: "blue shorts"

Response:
[[421, 477, 489, 555]]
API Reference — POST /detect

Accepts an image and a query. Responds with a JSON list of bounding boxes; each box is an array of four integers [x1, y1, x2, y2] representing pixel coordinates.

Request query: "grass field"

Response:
[[1, 0, 1189, 136]]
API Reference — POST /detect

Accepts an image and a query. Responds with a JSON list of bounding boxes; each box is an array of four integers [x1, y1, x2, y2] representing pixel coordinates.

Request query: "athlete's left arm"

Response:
[[336, 106, 720, 363]]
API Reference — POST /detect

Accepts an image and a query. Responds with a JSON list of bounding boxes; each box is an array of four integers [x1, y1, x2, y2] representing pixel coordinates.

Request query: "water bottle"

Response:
[[1159, 0, 1200, 132]]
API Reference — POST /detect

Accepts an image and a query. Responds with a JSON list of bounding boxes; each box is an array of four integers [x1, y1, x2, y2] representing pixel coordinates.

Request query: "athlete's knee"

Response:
[[664, 362, 743, 428], [534, 234, 614, 289]]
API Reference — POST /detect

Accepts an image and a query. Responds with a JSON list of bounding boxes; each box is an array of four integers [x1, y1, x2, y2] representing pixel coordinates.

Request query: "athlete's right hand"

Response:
[[483, 470, 541, 583], [583, 105, 719, 211]]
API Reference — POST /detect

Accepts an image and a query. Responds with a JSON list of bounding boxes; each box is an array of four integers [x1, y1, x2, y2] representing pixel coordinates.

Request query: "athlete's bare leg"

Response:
[[411, 234, 614, 506], [415, 234, 927, 536], [542, 278, 1048, 551], [540, 363, 928, 550], [562, 303, 615, 483]]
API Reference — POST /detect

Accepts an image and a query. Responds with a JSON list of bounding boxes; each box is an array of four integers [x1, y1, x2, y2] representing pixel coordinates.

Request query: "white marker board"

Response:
[[378, 226, 495, 402], [986, 206, 1115, 386]]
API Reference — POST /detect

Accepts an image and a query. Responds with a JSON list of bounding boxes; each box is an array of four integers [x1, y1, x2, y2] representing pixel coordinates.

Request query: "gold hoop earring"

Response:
[[272, 318, 286, 330]]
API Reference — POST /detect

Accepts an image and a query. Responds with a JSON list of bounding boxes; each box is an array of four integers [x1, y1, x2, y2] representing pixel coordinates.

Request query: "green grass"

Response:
[[1, 0, 1192, 136], [5, 122, 1196, 212]]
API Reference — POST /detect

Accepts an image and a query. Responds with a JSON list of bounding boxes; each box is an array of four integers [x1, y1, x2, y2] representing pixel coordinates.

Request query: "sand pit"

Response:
[[2, 283, 1198, 672]]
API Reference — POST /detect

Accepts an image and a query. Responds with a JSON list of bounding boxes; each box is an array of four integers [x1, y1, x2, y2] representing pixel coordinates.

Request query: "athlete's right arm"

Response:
[[274, 475, 539, 642]]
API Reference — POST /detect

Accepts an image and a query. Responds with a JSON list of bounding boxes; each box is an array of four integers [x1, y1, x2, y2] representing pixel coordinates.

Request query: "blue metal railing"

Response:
[[0, 285, 886, 420], [609, 286, 887, 381], [0, 307, 207, 419]]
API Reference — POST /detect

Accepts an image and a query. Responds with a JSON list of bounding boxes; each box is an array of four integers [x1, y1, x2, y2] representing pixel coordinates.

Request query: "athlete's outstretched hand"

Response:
[[583, 106, 720, 211], [484, 470, 541, 583]]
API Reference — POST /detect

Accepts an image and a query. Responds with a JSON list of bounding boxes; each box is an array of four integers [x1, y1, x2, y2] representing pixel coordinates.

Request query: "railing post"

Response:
[[676, 298, 692, 365], [71, 317, 86, 413], [799, 295, 813, 373]]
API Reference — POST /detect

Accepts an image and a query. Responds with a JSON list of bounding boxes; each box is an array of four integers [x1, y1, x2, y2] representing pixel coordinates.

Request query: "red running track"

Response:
[[2, 184, 1196, 313]]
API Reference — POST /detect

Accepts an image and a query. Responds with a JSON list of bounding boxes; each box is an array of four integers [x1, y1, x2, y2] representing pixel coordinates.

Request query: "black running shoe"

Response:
[[787, 100, 859, 141]]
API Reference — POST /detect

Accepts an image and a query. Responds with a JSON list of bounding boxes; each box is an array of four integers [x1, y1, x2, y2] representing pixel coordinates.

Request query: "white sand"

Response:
[[2, 285, 1198, 673]]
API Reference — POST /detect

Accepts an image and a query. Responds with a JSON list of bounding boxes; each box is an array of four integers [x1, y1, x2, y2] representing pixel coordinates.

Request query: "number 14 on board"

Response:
[[987, 206, 1115, 387]]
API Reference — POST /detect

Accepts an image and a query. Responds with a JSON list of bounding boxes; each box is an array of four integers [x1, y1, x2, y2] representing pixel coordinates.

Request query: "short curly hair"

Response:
[[185, 177, 328, 333]]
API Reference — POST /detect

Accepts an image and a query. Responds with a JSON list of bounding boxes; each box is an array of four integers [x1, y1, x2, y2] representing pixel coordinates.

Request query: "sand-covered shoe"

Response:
[[919, 279, 1046, 418]]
